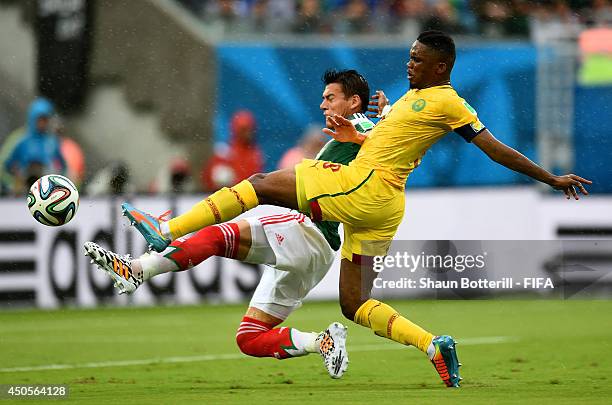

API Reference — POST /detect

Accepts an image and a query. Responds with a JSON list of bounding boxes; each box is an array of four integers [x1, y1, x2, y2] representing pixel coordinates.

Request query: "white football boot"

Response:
[[84, 242, 142, 294], [316, 322, 349, 379]]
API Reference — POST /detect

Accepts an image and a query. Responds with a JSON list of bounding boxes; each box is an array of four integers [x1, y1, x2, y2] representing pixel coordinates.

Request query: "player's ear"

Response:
[[350, 94, 361, 111], [436, 62, 448, 74]]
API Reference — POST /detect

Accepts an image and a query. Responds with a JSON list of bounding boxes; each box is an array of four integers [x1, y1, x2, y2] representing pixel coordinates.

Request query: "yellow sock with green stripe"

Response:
[[354, 298, 434, 354], [167, 180, 259, 240]]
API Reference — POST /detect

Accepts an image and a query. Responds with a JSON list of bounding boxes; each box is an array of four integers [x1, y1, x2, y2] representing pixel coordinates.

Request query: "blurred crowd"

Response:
[[177, 0, 612, 38], [0, 98, 85, 197], [0, 98, 324, 196], [2, 2, 609, 197], [200, 110, 326, 191]]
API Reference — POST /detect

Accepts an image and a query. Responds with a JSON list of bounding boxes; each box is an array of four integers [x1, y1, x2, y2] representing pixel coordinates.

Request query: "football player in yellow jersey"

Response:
[[123, 30, 592, 388]]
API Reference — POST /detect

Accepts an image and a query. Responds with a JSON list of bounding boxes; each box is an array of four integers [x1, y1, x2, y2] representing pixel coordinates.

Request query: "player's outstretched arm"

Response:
[[323, 114, 368, 144], [472, 129, 592, 200]]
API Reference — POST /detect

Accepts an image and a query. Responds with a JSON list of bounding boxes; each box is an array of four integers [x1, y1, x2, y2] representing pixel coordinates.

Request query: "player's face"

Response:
[[320, 83, 355, 126], [407, 41, 443, 89]]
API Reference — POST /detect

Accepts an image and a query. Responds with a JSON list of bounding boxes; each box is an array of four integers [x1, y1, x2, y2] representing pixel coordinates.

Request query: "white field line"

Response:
[[0, 336, 516, 373]]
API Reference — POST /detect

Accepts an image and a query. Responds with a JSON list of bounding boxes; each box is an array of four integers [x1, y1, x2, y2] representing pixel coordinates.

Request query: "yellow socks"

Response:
[[354, 299, 434, 354], [167, 180, 259, 240]]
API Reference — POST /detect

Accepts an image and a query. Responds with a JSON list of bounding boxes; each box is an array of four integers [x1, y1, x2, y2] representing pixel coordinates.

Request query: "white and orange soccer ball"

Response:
[[27, 174, 79, 226]]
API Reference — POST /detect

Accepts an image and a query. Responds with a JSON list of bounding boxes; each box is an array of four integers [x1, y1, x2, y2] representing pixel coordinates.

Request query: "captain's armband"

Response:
[[454, 120, 486, 143]]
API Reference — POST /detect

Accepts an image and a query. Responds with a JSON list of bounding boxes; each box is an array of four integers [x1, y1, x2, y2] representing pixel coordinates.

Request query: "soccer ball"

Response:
[[27, 174, 79, 226]]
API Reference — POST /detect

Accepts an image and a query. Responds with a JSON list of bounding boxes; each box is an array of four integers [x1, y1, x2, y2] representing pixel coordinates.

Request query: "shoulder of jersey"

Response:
[[349, 113, 375, 133]]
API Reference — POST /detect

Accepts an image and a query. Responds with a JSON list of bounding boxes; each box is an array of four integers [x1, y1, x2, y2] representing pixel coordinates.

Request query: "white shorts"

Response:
[[243, 210, 336, 320]]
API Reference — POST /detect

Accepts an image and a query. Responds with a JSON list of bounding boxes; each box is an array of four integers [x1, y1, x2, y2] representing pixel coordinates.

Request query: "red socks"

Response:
[[164, 223, 239, 270], [235, 316, 307, 359]]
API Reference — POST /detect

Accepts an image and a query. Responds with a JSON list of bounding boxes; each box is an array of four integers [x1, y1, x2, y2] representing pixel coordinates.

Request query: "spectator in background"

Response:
[[390, 0, 428, 36], [277, 125, 327, 170], [202, 0, 242, 34], [585, 0, 612, 26], [238, 0, 298, 33], [293, 0, 325, 33], [475, 0, 530, 37], [201, 109, 264, 191], [0, 126, 25, 195], [179, 0, 611, 37], [168, 158, 193, 193], [86, 161, 133, 196], [204, 0, 239, 19], [368, 0, 396, 33], [3, 98, 66, 195], [54, 116, 86, 189], [530, 0, 581, 42], [341, 0, 371, 34], [335, 0, 373, 34], [577, 19, 612, 85], [422, 0, 464, 34], [507, 0, 530, 36], [149, 157, 195, 194], [243, 0, 270, 33], [267, 0, 296, 32], [475, 0, 512, 37]]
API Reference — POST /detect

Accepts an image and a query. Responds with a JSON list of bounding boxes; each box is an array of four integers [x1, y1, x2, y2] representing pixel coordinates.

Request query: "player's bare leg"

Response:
[[339, 258, 461, 387], [122, 169, 299, 252], [249, 169, 299, 208]]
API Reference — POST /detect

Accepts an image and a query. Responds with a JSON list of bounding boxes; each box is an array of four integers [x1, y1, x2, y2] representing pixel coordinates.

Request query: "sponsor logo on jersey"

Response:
[[275, 233, 285, 245], [412, 99, 426, 112]]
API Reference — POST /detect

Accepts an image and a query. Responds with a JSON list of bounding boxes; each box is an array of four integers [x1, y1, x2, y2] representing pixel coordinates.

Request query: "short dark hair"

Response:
[[322, 69, 370, 113], [417, 30, 456, 69]]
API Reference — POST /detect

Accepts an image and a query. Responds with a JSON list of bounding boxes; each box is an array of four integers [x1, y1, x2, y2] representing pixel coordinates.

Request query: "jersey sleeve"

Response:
[[444, 97, 486, 143]]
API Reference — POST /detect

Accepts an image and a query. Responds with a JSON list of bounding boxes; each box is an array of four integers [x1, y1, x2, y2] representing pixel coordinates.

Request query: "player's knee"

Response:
[[247, 173, 272, 204], [247, 172, 267, 186], [247, 172, 266, 192]]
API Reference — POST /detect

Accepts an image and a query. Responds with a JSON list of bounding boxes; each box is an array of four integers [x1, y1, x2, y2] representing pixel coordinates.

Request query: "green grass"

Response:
[[0, 300, 611, 404]]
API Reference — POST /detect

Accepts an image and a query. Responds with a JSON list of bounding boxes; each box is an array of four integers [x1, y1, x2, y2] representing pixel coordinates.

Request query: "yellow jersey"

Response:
[[350, 85, 484, 188]]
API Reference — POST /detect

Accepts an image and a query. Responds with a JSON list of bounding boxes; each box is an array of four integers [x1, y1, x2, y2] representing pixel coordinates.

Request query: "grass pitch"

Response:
[[1, 300, 611, 404]]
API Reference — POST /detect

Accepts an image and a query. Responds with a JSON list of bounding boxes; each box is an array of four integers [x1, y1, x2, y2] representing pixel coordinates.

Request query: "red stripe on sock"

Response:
[[225, 223, 240, 258], [235, 316, 294, 359], [164, 223, 240, 270], [218, 223, 235, 258]]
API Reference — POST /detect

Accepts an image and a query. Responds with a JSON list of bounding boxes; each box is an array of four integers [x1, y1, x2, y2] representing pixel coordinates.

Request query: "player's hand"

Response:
[[322, 115, 366, 145], [366, 90, 389, 118], [549, 174, 592, 200]]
